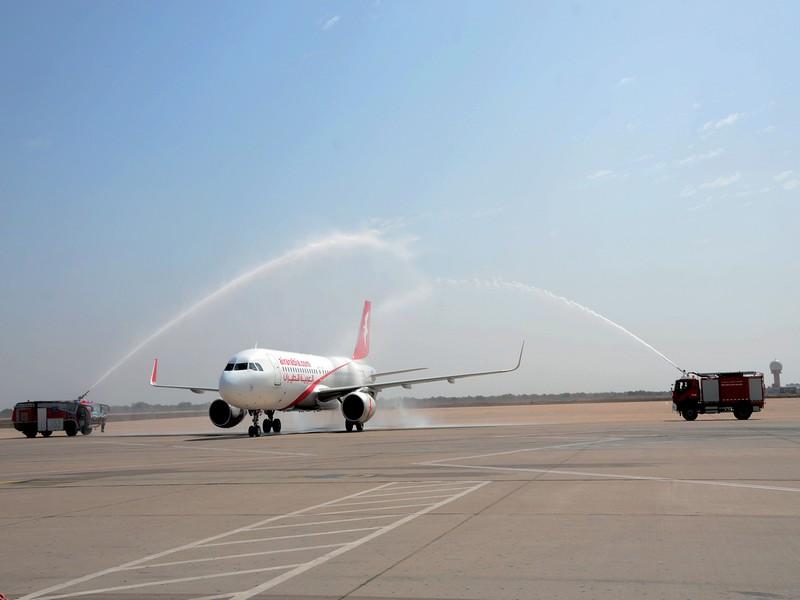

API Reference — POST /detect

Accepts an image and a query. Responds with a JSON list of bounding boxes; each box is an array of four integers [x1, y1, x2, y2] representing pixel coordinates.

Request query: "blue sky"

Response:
[[1, 1, 798, 407]]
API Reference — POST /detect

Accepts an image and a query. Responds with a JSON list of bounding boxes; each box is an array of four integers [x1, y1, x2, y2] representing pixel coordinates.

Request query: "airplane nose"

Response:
[[218, 364, 272, 408], [218, 370, 246, 404], [218, 371, 233, 398]]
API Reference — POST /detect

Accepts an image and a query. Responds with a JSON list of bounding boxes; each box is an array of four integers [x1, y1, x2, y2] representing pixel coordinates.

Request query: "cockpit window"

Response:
[[248, 363, 258, 371], [224, 363, 235, 371], [255, 363, 263, 371], [233, 363, 248, 371]]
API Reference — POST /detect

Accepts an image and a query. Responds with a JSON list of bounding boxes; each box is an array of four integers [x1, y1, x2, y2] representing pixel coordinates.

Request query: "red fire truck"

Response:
[[672, 371, 765, 421], [12, 401, 95, 437]]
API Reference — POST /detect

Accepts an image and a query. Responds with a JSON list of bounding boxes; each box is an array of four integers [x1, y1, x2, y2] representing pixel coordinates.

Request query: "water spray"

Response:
[[88, 230, 407, 391], [437, 277, 685, 374]]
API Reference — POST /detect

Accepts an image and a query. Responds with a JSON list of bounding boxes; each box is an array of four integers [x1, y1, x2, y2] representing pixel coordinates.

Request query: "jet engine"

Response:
[[341, 390, 376, 424], [209, 399, 246, 429]]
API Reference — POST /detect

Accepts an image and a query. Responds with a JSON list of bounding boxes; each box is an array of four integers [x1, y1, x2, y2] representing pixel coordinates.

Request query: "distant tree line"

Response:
[[1, 391, 670, 418]]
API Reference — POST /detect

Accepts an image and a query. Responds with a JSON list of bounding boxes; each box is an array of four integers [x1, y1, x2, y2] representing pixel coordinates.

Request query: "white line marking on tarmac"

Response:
[[250, 514, 404, 531], [363, 485, 474, 498], [416, 438, 800, 494], [417, 438, 624, 465], [380, 481, 454, 491], [121, 543, 347, 570], [227, 481, 490, 600], [310, 502, 437, 516], [197, 526, 382, 548], [38, 564, 301, 599], [17, 482, 395, 600], [331, 493, 457, 507], [427, 462, 800, 493]]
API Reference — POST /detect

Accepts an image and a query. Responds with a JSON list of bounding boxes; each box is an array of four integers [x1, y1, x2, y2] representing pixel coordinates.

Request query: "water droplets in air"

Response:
[[437, 277, 684, 374]]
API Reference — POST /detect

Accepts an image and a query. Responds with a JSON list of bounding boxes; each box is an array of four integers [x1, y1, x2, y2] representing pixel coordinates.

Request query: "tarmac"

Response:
[[1, 399, 799, 600]]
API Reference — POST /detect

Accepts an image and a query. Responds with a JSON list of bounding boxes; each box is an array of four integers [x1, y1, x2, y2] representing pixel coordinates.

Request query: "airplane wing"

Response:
[[317, 342, 524, 401], [370, 367, 427, 380], [149, 358, 219, 394]]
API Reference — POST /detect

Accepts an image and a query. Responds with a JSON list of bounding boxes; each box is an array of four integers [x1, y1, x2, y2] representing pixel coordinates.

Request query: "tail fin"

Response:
[[352, 300, 371, 360]]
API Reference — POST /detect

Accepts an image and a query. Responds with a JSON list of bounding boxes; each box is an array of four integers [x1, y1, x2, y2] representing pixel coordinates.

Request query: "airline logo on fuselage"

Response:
[[279, 357, 312, 367]]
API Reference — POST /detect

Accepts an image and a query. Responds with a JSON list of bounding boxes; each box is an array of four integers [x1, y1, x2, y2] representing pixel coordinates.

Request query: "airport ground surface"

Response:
[[1, 399, 799, 600]]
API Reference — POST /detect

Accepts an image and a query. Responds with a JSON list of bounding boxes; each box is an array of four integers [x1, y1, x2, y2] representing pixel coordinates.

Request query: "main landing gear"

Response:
[[345, 420, 364, 432], [263, 410, 282, 434], [248, 410, 282, 437]]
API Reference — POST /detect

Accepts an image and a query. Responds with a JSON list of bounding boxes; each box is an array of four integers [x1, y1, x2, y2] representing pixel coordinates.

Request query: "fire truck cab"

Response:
[[672, 371, 765, 421]]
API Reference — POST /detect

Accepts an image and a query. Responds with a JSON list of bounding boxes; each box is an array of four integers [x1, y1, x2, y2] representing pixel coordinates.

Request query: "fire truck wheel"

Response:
[[24, 427, 37, 438], [682, 406, 699, 421], [41, 430, 53, 438], [734, 404, 753, 420], [81, 426, 93, 435], [64, 422, 78, 436]]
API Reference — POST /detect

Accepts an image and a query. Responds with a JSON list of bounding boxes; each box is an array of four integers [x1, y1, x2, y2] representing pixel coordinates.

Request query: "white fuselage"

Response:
[[218, 348, 375, 412]]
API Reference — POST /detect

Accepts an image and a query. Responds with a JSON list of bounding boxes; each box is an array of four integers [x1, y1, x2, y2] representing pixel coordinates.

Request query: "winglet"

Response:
[[150, 358, 158, 386], [352, 300, 371, 360], [514, 341, 525, 370]]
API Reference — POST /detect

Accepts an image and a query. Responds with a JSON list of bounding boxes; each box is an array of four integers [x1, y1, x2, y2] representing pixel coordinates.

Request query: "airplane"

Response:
[[150, 300, 524, 437]]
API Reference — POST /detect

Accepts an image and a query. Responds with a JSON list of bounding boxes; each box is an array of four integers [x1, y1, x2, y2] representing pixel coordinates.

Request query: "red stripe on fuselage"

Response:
[[286, 360, 352, 409]]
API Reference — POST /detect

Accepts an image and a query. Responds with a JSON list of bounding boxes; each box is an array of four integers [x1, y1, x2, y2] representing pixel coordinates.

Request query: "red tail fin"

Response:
[[352, 301, 371, 360]]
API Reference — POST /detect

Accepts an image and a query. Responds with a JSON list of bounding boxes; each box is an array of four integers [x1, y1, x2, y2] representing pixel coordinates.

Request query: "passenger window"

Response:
[[224, 363, 235, 371]]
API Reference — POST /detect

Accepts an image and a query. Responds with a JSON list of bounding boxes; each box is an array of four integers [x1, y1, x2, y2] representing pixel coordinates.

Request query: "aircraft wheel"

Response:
[[272, 419, 282, 433], [262, 420, 272, 433], [41, 430, 53, 438], [345, 421, 354, 432], [248, 425, 255, 437], [356, 422, 364, 432]]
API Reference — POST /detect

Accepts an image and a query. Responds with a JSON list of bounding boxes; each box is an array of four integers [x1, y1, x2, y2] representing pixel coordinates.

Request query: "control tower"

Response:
[[769, 360, 783, 389]]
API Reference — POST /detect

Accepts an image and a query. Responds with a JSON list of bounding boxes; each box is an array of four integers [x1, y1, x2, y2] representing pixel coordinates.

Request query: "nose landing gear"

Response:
[[250, 410, 282, 436], [248, 410, 262, 437]]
